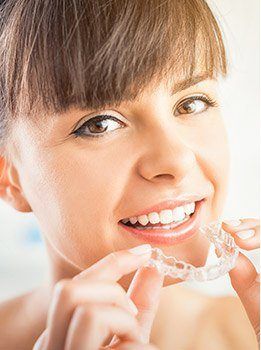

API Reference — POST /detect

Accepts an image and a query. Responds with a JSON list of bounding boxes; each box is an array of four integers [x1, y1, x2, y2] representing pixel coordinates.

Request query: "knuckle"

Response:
[[75, 304, 99, 325], [109, 283, 127, 306], [112, 306, 138, 329], [113, 282, 126, 298], [108, 252, 122, 271], [53, 279, 75, 303]]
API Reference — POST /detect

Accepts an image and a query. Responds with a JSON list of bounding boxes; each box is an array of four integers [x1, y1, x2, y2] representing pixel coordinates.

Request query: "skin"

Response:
[[0, 76, 259, 349], [2, 78, 229, 275]]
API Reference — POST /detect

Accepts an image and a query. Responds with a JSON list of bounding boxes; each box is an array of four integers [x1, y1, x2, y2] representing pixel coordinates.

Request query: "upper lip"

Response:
[[120, 193, 207, 221]]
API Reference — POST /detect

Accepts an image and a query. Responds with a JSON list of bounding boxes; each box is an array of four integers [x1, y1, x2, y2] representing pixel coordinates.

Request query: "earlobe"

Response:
[[0, 156, 32, 213], [5, 185, 32, 212]]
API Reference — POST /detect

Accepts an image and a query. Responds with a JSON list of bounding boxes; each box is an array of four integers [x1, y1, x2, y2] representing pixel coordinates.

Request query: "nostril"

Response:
[[154, 173, 175, 180]]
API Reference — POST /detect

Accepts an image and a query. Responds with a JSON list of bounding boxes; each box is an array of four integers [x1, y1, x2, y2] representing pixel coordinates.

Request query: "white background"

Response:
[[0, 0, 260, 301]]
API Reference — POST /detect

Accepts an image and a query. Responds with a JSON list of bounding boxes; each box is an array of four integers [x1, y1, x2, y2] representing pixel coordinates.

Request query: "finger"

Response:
[[114, 341, 159, 350], [74, 244, 152, 282], [45, 280, 138, 350], [108, 266, 164, 347], [32, 329, 48, 350], [46, 244, 151, 350], [229, 251, 260, 335], [127, 266, 164, 343], [64, 304, 142, 350], [222, 219, 260, 250]]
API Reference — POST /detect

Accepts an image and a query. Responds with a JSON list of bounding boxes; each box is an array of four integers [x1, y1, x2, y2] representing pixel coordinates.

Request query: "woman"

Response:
[[0, 0, 259, 349]]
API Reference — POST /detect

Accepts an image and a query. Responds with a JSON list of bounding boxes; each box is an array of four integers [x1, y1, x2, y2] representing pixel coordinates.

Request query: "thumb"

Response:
[[127, 266, 164, 343], [33, 329, 48, 350], [108, 266, 164, 349], [229, 252, 260, 336]]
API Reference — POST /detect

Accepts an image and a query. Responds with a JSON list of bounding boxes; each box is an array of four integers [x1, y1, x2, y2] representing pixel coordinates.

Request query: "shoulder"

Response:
[[152, 285, 258, 350], [199, 294, 258, 348], [0, 287, 48, 350], [188, 290, 258, 350]]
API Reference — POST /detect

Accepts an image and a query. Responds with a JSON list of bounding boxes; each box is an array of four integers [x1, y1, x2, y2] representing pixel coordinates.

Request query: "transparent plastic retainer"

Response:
[[144, 221, 239, 282]]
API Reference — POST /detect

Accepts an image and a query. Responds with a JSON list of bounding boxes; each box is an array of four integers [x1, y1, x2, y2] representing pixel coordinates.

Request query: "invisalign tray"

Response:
[[144, 221, 239, 282]]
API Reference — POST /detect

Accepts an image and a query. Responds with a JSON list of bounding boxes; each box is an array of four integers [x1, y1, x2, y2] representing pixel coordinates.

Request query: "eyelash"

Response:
[[175, 94, 218, 115], [71, 94, 218, 139], [72, 115, 125, 139]]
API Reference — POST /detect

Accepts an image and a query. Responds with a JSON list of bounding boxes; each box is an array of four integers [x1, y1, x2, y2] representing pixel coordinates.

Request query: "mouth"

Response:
[[118, 198, 206, 245]]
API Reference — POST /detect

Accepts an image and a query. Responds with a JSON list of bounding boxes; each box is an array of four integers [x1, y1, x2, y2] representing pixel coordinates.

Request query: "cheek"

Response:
[[188, 113, 230, 219], [18, 142, 130, 268], [203, 116, 230, 218], [166, 114, 230, 268]]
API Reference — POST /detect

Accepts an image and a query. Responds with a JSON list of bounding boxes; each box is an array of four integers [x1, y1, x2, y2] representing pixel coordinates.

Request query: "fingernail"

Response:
[[128, 244, 151, 255], [128, 299, 138, 315], [236, 229, 255, 240], [223, 219, 242, 226]]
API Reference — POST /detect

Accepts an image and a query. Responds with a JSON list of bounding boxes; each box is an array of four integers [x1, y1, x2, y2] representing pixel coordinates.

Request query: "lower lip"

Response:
[[118, 199, 206, 245]]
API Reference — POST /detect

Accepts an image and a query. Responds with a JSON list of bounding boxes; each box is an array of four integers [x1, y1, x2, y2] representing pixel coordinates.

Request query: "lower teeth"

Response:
[[131, 215, 191, 230]]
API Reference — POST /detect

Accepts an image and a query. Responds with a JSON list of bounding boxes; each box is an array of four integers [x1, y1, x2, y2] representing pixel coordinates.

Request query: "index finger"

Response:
[[222, 219, 260, 250], [73, 244, 152, 282]]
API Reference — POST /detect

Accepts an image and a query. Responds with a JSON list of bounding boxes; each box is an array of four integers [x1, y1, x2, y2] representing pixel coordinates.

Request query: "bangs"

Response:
[[1, 0, 227, 118]]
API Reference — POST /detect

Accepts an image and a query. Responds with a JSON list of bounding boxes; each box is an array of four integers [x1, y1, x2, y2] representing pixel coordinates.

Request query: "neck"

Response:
[[43, 237, 82, 289], [43, 235, 136, 292]]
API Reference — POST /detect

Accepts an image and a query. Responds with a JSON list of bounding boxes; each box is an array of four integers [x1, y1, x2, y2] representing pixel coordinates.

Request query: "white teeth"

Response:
[[129, 217, 138, 225], [183, 202, 195, 215], [148, 212, 160, 224], [123, 202, 196, 226], [159, 209, 173, 224], [137, 215, 149, 226], [172, 206, 186, 221]]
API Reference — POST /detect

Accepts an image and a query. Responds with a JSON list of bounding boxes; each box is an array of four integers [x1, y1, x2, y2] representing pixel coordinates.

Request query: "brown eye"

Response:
[[88, 119, 109, 133], [175, 98, 208, 115], [73, 115, 125, 138], [174, 95, 217, 116]]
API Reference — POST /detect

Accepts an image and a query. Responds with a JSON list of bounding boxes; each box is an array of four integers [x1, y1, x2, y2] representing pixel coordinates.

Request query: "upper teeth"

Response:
[[122, 202, 196, 226]]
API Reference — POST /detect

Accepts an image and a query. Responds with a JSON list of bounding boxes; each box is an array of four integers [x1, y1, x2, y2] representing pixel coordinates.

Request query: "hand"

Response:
[[107, 262, 165, 348], [33, 244, 163, 350], [222, 218, 260, 341]]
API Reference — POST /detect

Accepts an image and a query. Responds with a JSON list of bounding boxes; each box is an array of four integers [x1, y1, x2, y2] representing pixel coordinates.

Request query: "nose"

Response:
[[137, 127, 197, 186]]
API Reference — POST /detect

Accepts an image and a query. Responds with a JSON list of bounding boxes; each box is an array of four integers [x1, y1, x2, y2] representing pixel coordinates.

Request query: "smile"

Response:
[[118, 198, 206, 245]]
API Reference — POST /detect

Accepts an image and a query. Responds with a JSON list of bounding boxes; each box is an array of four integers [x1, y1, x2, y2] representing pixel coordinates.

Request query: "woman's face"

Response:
[[8, 75, 230, 286]]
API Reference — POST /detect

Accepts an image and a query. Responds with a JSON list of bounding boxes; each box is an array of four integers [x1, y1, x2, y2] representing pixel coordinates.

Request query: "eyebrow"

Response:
[[170, 73, 214, 95]]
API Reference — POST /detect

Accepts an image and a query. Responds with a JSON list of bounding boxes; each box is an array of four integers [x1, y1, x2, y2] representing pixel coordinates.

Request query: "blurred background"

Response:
[[0, 0, 260, 301]]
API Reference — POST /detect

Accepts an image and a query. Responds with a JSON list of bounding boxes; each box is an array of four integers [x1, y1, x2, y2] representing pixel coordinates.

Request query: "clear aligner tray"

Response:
[[144, 221, 239, 282]]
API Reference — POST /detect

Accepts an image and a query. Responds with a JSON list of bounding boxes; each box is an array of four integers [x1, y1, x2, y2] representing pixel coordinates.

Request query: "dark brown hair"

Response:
[[0, 0, 227, 153]]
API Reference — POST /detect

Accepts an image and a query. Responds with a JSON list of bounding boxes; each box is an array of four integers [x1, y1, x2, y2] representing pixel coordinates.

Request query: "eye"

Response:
[[72, 114, 125, 138], [174, 94, 218, 116]]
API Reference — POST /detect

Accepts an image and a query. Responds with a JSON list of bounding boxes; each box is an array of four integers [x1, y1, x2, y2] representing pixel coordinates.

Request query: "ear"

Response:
[[0, 156, 32, 212]]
